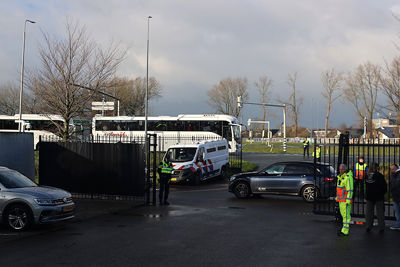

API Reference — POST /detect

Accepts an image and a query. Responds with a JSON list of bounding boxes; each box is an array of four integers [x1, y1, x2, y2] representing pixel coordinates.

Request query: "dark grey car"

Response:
[[228, 161, 336, 202]]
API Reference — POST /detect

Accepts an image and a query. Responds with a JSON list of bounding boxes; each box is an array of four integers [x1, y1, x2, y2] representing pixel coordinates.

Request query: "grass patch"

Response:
[[243, 142, 304, 154], [228, 159, 258, 176]]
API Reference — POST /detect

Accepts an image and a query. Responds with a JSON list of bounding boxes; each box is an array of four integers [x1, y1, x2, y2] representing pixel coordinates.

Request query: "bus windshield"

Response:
[[166, 148, 197, 162], [232, 125, 241, 144]]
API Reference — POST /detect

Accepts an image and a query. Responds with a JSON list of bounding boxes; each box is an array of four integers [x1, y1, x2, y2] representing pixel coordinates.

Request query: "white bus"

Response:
[[0, 114, 91, 148], [92, 114, 242, 152]]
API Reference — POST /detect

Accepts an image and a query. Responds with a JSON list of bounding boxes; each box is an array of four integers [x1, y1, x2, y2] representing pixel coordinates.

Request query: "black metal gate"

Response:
[[313, 134, 399, 220], [39, 139, 146, 198]]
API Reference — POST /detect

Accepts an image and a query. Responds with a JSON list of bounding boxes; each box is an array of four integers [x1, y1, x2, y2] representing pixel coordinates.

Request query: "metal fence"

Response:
[[39, 134, 242, 204], [313, 133, 399, 220]]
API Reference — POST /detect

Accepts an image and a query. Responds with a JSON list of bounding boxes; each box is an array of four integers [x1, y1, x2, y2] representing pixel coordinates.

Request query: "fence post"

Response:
[[337, 133, 349, 172], [145, 134, 150, 205], [152, 134, 157, 205]]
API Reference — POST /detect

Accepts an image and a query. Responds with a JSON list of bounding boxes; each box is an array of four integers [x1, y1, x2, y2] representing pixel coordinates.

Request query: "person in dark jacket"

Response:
[[390, 164, 400, 230], [157, 156, 173, 206], [365, 162, 387, 233]]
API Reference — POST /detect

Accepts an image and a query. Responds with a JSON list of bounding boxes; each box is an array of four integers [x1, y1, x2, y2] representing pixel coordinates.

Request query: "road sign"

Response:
[[92, 101, 114, 111]]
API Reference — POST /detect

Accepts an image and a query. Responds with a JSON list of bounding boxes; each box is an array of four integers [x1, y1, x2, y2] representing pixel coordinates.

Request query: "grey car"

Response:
[[228, 161, 336, 202], [0, 166, 75, 231]]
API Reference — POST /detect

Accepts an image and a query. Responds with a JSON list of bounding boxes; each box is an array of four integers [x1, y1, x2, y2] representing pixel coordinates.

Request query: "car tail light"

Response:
[[324, 177, 335, 182]]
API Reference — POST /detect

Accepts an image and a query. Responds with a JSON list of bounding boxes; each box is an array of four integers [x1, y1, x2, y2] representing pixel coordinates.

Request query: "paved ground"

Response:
[[1, 153, 400, 266]]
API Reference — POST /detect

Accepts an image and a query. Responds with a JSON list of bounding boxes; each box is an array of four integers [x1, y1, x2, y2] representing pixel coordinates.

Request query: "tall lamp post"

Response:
[[145, 16, 152, 204], [18, 19, 36, 132]]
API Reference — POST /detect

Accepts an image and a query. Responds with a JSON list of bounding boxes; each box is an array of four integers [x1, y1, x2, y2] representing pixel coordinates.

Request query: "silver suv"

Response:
[[0, 166, 75, 231]]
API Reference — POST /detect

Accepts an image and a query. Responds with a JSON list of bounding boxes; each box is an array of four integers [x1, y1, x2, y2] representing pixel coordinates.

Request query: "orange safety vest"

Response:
[[355, 163, 367, 180], [336, 171, 354, 203]]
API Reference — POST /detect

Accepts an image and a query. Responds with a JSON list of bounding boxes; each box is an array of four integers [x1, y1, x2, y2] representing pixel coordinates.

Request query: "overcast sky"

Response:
[[1, 0, 400, 128]]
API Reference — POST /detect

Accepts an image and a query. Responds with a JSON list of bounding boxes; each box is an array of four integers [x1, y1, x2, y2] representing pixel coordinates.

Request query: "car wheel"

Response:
[[301, 185, 319, 203], [5, 204, 33, 231], [233, 182, 251, 199]]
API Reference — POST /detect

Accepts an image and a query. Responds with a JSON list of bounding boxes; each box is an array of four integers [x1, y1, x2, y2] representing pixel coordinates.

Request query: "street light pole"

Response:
[[145, 16, 152, 143], [145, 16, 152, 205], [18, 19, 36, 132]]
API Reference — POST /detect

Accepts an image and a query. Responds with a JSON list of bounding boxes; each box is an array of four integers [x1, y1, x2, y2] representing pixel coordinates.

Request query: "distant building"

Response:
[[372, 117, 398, 129]]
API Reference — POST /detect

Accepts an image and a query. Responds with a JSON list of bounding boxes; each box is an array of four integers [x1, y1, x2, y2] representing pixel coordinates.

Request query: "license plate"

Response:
[[171, 178, 177, 181], [63, 205, 74, 212]]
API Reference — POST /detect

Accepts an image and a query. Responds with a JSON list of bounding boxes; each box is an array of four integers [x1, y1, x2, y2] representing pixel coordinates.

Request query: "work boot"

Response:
[[164, 200, 170, 205], [337, 232, 348, 237], [159, 200, 163, 206]]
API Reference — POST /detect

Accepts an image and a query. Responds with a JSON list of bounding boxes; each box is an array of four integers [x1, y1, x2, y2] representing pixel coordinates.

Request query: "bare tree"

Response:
[[380, 57, 400, 124], [321, 69, 342, 137], [254, 76, 273, 129], [279, 72, 302, 137], [106, 76, 162, 116], [344, 62, 380, 135], [207, 77, 249, 118], [28, 19, 125, 140], [0, 82, 37, 115]]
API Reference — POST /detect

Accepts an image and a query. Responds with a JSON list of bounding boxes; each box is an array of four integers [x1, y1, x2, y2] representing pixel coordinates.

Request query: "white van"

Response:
[[164, 139, 230, 185]]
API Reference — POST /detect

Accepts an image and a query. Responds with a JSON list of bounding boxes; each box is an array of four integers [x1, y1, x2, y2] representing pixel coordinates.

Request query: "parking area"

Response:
[[1, 153, 399, 266]]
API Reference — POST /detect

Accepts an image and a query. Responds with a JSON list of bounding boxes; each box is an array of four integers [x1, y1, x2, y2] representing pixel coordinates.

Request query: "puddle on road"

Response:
[[128, 205, 207, 219]]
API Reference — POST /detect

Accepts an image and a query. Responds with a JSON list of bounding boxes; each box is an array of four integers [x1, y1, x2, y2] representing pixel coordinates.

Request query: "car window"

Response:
[[264, 164, 286, 175], [317, 165, 335, 177], [284, 164, 314, 175], [0, 169, 37, 188]]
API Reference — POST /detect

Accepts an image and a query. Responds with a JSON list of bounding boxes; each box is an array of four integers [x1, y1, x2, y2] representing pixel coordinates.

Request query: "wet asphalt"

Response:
[[0, 153, 400, 266]]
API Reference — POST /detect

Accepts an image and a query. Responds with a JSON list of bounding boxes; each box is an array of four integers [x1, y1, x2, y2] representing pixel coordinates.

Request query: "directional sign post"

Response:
[[92, 101, 114, 116]]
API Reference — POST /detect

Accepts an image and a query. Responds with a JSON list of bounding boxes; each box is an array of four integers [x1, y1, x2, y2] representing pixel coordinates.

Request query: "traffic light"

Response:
[[237, 95, 242, 108]]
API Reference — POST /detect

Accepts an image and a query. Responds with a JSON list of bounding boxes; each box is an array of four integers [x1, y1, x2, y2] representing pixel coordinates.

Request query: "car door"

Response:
[[251, 163, 287, 193], [280, 163, 311, 193]]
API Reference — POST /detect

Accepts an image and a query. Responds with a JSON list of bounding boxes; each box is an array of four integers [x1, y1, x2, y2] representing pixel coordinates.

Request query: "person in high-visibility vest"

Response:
[[336, 164, 354, 236], [158, 156, 174, 205], [303, 138, 310, 158], [312, 145, 321, 162], [353, 156, 367, 199]]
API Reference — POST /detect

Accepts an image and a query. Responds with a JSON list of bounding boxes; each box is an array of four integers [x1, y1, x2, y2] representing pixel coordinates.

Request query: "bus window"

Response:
[[200, 121, 211, 132], [222, 122, 232, 141], [0, 120, 18, 130], [155, 121, 167, 131], [96, 120, 111, 131]]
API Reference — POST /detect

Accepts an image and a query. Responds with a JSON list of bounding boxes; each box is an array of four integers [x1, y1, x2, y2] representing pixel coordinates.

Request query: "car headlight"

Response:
[[34, 198, 54, 206], [230, 175, 237, 181]]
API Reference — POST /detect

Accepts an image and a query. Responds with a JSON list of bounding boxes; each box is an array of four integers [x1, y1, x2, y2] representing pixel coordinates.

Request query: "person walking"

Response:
[[365, 162, 387, 233], [354, 156, 367, 199], [158, 156, 173, 205], [390, 164, 400, 230], [303, 138, 310, 158], [313, 145, 321, 162], [336, 164, 353, 236]]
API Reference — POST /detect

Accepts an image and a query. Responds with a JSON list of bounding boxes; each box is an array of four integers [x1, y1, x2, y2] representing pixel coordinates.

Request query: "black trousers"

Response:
[[303, 146, 309, 157], [366, 200, 385, 230], [159, 174, 170, 202], [353, 179, 365, 199]]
